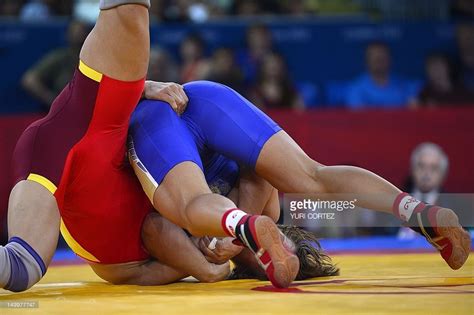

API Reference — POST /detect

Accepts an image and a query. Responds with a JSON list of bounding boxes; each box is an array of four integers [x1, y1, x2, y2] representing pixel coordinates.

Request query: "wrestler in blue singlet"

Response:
[[128, 80, 281, 196]]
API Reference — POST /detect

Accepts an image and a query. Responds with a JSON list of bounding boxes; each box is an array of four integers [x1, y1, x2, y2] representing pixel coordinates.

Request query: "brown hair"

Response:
[[229, 225, 339, 281]]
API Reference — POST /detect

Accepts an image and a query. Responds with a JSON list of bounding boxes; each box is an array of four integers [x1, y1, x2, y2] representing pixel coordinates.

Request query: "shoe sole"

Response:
[[254, 216, 300, 288], [436, 208, 471, 270]]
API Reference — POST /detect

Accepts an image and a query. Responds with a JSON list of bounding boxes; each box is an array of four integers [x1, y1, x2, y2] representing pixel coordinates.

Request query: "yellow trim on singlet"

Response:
[[27, 173, 57, 194], [60, 219, 100, 263], [79, 60, 103, 83], [27, 174, 99, 262]]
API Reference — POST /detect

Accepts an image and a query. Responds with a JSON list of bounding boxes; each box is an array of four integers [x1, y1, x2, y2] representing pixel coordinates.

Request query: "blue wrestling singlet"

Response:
[[128, 81, 281, 201]]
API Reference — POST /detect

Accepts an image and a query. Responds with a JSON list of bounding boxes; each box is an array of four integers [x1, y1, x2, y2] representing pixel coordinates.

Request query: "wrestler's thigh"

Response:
[[255, 131, 326, 193], [152, 161, 211, 226]]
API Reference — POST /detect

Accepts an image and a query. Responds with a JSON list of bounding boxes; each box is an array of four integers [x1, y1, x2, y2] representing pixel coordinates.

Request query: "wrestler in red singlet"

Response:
[[12, 61, 152, 263]]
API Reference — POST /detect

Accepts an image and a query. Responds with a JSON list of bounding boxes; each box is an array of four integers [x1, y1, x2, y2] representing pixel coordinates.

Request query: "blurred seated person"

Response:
[[414, 53, 474, 107], [231, 0, 281, 16], [250, 52, 304, 110], [179, 34, 211, 83], [398, 142, 449, 239], [409, 143, 449, 204], [147, 47, 179, 83], [346, 42, 418, 109], [236, 23, 274, 86], [20, 0, 52, 21], [456, 23, 474, 91], [283, 0, 312, 16], [22, 20, 89, 109], [74, 0, 101, 23], [20, 0, 71, 21], [205, 48, 245, 94]]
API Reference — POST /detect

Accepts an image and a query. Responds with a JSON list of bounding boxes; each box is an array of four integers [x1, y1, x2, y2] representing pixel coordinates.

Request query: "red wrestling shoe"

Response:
[[235, 215, 299, 288], [410, 206, 471, 270]]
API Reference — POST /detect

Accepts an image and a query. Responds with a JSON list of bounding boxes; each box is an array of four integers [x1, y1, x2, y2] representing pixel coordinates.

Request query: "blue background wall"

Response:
[[0, 20, 458, 113]]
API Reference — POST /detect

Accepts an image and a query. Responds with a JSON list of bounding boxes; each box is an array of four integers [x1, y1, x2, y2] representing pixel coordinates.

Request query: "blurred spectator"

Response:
[[456, 23, 474, 91], [20, 0, 53, 21], [151, 0, 205, 23], [310, 0, 360, 15], [231, 0, 281, 16], [346, 42, 418, 109], [410, 143, 449, 200], [19, 0, 72, 20], [283, 0, 312, 16], [22, 20, 89, 109], [415, 53, 474, 107], [236, 24, 274, 85], [179, 34, 211, 83], [205, 47, 245, 93], [163, 0, 189, 22], [0, 0, 25, 17], [187, 1, 210, 22], [74, 0, 100, 23], [398, 142, 449, 239], [149, 0, 166, 21], [147, 47, 180, 83], [251, 52, 304, 110]]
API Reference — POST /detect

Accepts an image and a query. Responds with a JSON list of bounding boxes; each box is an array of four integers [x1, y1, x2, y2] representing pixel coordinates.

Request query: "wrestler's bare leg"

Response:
[[150, 162, 299, 288], [199, 170, 281, 265], [1, 2, 151, 293], [236, 169, 280, 221], [80, 4, 149, 81], [256, 131, 470, 269], [7, 182, 60, 267], [0, 181, 60, 292], [256, 131, 401, 212], [90, 258, 185, 285], [152, 162, 236, 237]]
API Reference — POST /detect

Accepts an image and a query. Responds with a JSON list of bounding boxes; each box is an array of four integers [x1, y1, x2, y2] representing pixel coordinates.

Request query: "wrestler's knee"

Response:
[[299, 158, 326, 193], [0, 237, 47, 292]]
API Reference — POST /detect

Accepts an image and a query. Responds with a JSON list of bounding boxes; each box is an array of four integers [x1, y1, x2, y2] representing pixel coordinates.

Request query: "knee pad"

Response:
[[0, 237, 46, 292], [100, 0, 151, 10]]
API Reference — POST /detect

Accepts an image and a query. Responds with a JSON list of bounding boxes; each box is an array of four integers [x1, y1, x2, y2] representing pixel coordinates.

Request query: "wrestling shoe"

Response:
[[409, 206, 471, 270], [234, 215, 299, 288]]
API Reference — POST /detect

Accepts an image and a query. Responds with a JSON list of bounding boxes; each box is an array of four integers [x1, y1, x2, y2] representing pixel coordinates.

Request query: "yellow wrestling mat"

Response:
[[1, 253, 473, 315]]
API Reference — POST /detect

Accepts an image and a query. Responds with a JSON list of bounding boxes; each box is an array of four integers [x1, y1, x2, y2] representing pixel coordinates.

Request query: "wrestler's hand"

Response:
[[205, 261, 231, 283], [143, 81, 189, 115], [198, 236, 243, 265]]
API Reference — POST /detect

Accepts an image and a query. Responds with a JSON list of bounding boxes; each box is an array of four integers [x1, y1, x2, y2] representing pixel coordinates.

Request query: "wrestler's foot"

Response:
[[235, 216, 299, 288], [410, 206, 471, 270]]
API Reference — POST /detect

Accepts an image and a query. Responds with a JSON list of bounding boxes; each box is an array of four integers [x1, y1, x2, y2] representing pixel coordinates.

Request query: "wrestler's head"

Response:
[[281, 225, 339, 280], [229, 225, 339, 281]]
